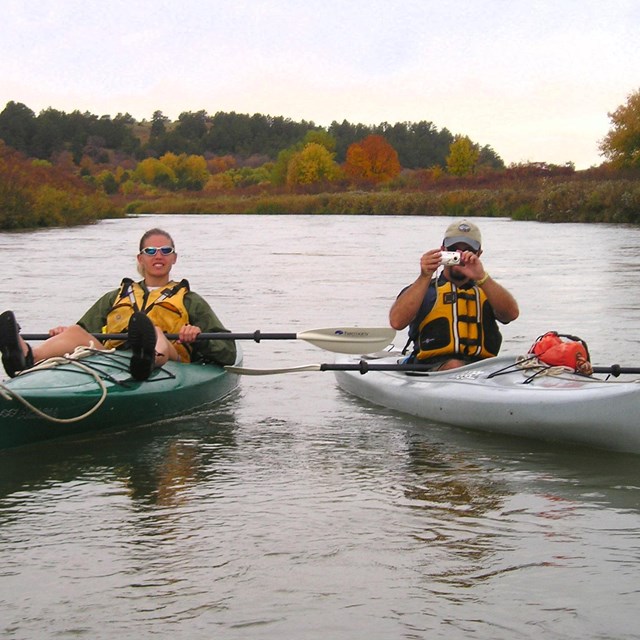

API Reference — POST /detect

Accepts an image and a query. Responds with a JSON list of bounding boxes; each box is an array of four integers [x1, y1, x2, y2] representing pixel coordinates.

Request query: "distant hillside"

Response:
[[0, 100, 504, 170]]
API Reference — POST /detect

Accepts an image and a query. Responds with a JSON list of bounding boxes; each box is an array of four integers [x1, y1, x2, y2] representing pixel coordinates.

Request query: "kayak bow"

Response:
[[333, 353, 640, 454], [0, 347, 241, 449]]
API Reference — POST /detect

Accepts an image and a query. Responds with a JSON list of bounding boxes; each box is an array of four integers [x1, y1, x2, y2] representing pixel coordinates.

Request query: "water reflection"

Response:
[[1, 216, 640, 638], [0, 394, 241, 508]]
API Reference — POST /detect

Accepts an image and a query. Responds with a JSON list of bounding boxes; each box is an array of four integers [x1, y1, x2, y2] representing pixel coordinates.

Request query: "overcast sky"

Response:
[[1, 0, 637, 168]]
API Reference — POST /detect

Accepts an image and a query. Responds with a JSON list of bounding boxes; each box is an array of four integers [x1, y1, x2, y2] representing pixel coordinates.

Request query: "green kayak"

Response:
[[0, 348, 240, 449]]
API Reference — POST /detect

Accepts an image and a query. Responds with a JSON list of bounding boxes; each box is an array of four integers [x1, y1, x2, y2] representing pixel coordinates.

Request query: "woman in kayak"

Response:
[[389, 219, 519, 371], [0, 228, 236, 380]]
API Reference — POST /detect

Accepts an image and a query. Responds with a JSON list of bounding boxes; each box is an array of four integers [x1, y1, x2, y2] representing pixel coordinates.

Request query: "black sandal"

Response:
[[128, 312, 157, 381], [0, 310, 28, 378]]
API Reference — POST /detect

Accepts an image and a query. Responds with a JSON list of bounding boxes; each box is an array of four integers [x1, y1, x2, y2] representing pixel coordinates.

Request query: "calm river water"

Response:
[[1, 215, 639, 639]]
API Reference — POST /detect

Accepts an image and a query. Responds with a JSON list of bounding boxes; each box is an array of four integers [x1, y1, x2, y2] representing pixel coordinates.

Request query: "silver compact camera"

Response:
[[440, 251, 461, 266]]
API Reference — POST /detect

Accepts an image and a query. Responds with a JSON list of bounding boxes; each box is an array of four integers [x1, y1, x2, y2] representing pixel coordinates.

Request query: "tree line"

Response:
[[1, 88, 638, 230], [0, 101, 503, 170]]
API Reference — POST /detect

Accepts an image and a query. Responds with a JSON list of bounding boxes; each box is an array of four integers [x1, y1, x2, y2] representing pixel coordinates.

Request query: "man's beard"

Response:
[[449, 267, 469, 284]]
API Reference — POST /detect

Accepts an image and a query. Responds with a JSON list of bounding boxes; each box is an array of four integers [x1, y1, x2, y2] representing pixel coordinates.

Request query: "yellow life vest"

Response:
[[415, 279, 501, 361], [104, 279, 192, 362]]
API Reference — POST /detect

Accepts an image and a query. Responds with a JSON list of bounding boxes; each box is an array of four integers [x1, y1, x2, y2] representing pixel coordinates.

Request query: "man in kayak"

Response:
[[0, 228, 236, 380], [389, 219, 519, 370]]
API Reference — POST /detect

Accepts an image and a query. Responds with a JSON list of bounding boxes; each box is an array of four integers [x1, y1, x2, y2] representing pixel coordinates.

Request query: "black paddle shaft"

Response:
[[322, 362, 640, 376], [21, 330, 297, 342], [592, 365, 640, 376]]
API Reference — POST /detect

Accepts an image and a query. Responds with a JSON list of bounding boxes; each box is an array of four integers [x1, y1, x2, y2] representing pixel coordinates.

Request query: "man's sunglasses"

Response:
[[140, 246, 175, 256], [446, 244, 479, 254]]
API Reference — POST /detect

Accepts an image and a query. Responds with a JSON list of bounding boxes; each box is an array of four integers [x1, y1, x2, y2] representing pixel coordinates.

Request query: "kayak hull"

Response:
[[334, 354, 640, 454], [0, 349, 240, 449]]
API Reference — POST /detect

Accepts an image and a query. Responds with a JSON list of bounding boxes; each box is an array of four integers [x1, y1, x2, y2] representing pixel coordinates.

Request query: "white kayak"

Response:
[[333, 352, 640, 454]]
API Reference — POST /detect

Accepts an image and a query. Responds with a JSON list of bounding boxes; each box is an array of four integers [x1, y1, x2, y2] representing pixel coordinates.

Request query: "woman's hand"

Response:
[[178, 324, 202, 344], [48, 326, 69, 336]]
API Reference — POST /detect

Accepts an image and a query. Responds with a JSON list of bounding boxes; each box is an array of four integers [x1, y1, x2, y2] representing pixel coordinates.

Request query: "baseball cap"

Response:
[[443, 219, 481, 251]]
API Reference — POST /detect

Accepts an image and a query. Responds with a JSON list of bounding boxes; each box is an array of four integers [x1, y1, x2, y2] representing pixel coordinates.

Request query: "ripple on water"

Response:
[[1, 216, 640, 639]]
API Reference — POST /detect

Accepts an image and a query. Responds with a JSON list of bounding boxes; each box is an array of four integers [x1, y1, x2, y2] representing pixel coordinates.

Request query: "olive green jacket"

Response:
[[77, 282, 237, 365]]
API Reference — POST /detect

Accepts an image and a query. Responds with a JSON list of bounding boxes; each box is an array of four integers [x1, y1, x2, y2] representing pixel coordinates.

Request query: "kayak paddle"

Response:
[[226, 361, 433, 375], [21, 326, 396, 355], [226, 361, 640, 376]]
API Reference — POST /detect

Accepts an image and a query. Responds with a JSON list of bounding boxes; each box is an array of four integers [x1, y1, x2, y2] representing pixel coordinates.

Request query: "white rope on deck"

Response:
[[515, 355, 570, 377], [0, 344, 113, 423], [515, 355, 640, 384]]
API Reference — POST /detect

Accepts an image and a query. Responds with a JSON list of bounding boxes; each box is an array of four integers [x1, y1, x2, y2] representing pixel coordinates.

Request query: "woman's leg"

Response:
[[31, 325, 105, 362], [154, 328, 179, 366]]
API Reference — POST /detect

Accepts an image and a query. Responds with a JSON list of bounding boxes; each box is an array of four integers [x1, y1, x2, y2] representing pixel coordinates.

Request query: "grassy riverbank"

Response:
[[123, 177, 640, 224], [3, 150, 640, 229]]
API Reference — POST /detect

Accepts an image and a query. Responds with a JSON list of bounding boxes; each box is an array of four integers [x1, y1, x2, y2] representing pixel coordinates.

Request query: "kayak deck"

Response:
[[0, 348, 239, 449], [334, 353, 640, 453]]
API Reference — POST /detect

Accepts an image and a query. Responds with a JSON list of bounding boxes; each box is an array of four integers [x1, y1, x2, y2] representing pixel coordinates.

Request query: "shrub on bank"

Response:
[[0, 142, 121, 230], [535, 179, 640, 223]]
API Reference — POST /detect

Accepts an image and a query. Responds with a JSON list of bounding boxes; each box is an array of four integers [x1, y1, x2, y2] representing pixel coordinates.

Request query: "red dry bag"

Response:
[[529, 331, 593, 375]]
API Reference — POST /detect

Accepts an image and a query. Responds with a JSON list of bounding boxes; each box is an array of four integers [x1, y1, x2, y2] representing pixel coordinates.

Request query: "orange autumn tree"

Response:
[[599, 88, 640, 168], [343, 134, 401, 185]]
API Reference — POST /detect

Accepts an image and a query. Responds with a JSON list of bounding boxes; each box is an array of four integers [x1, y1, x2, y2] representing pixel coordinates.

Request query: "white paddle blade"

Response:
[[297, 327, 395, 354], [226, 364, 323, 376]]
